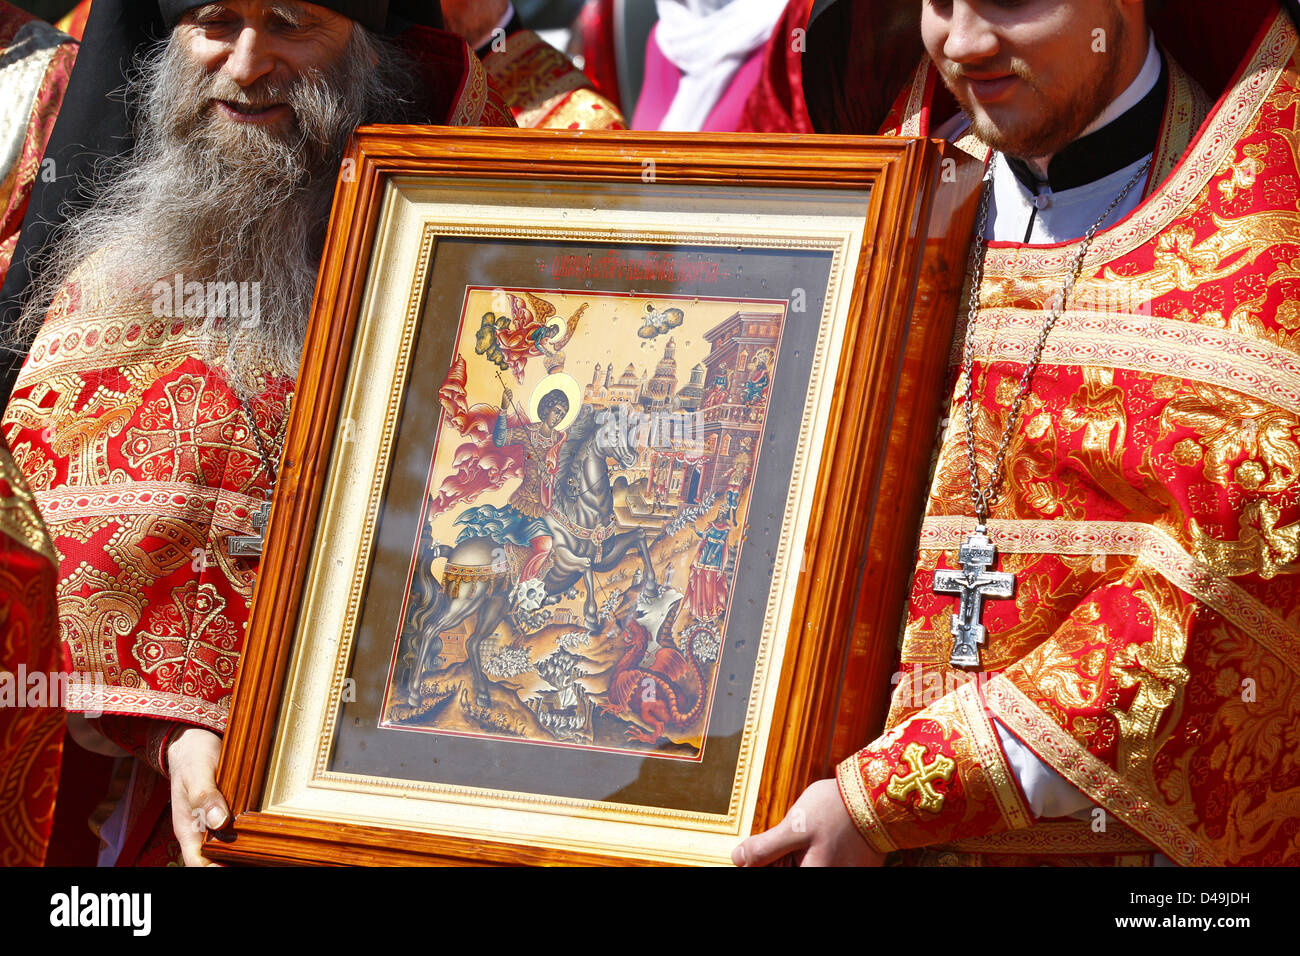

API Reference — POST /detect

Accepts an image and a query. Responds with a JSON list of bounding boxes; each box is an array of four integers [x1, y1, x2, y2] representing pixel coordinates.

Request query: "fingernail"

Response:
[[735, 845, 748, 867], [206, 807, 227, 829]]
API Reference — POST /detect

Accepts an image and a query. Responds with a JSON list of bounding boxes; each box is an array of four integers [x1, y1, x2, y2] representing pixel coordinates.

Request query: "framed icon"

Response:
[[210, 128, 980, 866]]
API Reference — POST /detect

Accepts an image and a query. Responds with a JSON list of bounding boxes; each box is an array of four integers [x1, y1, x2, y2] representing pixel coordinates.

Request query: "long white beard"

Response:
[[18, 24, 416, 399]]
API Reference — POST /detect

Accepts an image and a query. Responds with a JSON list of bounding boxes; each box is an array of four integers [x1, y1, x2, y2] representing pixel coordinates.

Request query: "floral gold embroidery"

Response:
[[1190, 499, 1299, 578], [1218, 141, 1270, 202], [1159, 382, 1299, 492], [1171, 438, 1203, 466]]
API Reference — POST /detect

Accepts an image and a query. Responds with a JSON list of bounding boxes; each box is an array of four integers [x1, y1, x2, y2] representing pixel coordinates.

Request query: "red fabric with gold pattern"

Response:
[[736, 0, 814, 134], [4, 291, 291, 734], [837, 680, 1030, 855], [0, 440, 60, 866], [838, 10, 1300, 866], [1, 44, 513, 866], [0, 4, 77, 287], [483, 29, 625, 130]]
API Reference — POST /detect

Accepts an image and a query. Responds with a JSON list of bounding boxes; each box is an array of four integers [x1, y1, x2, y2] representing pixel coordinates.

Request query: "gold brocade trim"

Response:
[[951, 308, 1300, 415], [515, 90, 578, 130], [899, 634, 947, 664], [64, 682, 228, 732], [35, 481, 268, 536], [1150, 49, 1213, 188], [0, 445, 56, 566], [983, 676, 1221, 866], [920, 517, 1300, 679], [954, 680, 1033, 830], [898, 59, 929, 138], [15, 311, 209, 386], [449, 51, 491, 128], [978, 14, 1293, 276], [836, 755, 898, 854], [951, 135, 989, 162], [0, 20, 64, 189], [946, 820, 1155, 855]]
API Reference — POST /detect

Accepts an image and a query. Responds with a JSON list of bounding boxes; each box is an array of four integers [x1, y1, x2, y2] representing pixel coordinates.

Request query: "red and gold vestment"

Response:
[[0, 441, 60, 866], [838, 9, 1300, 866]]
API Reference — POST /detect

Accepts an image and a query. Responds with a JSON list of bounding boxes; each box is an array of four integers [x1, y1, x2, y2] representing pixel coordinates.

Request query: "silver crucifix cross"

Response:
[[932, 526, 1014, 669], [228, 500, 272, 558]]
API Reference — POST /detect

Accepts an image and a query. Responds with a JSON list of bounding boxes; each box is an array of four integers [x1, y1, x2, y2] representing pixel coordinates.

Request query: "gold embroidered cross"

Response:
[[885, 742, 955, 813]]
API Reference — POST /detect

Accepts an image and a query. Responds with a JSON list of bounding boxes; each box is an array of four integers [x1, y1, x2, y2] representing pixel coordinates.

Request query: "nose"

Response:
[[943, 1, 1000, 65], [222, 24, 276, 88]]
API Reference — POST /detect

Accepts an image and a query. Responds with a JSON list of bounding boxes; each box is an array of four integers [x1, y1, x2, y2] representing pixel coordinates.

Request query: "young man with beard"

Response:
[[736, 0, 1300, 867], [0, 0, 514, 867]]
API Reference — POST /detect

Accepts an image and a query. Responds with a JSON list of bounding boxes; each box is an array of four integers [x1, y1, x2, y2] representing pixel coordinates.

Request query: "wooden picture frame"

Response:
[[208, 128, 981, 866]]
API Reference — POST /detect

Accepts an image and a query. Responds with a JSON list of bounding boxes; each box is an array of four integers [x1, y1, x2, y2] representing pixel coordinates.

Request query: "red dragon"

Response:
[[601, 614, 711, 745]]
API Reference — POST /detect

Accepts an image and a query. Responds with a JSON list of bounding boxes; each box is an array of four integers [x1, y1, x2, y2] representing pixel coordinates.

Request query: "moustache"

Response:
[[204, 76, 293, 113], [942, 61, 1035, 90]]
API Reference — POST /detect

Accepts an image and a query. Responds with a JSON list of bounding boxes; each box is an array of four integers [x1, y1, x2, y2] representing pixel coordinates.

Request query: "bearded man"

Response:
[[738, 0, 1300, 867], [0, 0, 514, 867]]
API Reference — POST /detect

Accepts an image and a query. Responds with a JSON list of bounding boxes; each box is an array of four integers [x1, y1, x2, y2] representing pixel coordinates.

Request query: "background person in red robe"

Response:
[[0, 0, 82, 870], [2, 0, 513, 867]]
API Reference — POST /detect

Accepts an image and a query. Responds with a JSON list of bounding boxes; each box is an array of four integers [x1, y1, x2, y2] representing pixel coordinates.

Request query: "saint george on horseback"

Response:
[[396, 376, 661, 712]]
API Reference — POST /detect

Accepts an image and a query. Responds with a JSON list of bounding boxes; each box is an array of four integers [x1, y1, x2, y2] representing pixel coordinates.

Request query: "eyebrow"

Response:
[[267, 2, 317, 27], [187, 2, 326, 28], [187, 3, 228, 19]]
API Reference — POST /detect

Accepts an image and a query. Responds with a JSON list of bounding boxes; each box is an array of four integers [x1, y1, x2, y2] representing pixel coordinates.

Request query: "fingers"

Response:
[[167, 727, 229, 867], [731, 812, 808, 867], [170, 776, 222, 867]]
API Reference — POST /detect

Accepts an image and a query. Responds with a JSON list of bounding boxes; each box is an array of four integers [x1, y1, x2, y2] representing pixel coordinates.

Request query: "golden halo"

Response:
[[543, 314, 566, 342], [529, 373, 581, 430]]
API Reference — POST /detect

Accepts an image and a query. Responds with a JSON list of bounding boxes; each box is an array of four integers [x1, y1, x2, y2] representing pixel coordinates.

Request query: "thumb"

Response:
[[732, 811, 809, 867], [184, 776, 229, 831]]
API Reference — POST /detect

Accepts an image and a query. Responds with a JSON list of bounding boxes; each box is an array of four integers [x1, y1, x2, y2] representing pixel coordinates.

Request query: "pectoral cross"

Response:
[[228, 500, 272, 558], [932, 526, 1014, 670]]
